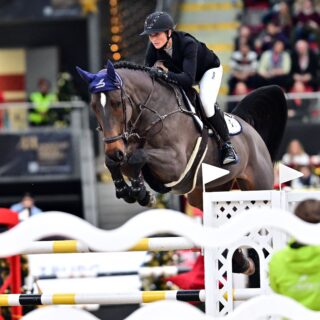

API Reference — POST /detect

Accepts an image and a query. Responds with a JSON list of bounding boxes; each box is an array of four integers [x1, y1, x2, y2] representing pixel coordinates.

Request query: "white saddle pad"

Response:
[[182, 91, 242, 136]]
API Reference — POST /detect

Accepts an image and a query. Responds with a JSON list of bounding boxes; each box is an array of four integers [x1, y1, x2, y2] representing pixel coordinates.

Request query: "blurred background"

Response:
[[0, 0, 320, 318]]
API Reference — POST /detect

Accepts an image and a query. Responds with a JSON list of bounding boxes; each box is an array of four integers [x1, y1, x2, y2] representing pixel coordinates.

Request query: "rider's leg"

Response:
[[209, 104, 238, 164], [199, 66, 238, 165]]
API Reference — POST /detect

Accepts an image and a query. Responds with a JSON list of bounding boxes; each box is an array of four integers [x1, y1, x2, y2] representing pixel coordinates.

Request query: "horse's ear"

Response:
[[106, 60, 116, 80], [76, 66, 95, 83]]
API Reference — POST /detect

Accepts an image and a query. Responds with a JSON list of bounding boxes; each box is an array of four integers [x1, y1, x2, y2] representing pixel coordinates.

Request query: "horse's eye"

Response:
[[96, 125, 102, 132], [111, 101, 122, 109]]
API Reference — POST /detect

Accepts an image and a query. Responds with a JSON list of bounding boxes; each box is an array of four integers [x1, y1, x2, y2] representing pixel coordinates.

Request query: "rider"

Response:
[[140, 11, 238, 165]]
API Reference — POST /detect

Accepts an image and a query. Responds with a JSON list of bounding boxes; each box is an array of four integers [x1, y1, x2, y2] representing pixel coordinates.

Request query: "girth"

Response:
[[165, 128, 208, 194]]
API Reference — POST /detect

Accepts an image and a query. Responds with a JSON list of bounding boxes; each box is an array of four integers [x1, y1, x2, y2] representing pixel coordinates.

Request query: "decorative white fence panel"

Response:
[[203, 190, 320, 316]]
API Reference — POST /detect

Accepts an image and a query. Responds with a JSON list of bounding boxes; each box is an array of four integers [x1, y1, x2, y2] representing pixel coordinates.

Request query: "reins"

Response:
[[103, 73, 195, 145]]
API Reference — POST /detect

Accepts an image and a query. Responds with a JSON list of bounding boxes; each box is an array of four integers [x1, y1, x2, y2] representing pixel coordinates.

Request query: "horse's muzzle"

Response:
[[107, 149, 125, 163]]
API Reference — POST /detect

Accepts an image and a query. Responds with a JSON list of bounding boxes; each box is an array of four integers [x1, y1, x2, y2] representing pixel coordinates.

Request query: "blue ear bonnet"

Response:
[[76, 60, 123, 94], [88, 69, 123, 93]]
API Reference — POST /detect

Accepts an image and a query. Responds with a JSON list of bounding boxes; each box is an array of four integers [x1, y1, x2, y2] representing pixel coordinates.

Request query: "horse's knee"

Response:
[[127, 149, 148, 166]]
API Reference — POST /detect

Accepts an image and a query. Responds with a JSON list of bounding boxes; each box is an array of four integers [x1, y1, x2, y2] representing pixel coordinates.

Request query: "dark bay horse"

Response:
[[77, 60, 287, 274]]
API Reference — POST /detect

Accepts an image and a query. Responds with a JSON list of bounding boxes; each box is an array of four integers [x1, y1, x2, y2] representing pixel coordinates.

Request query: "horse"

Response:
[[77, 60, 287, 275]]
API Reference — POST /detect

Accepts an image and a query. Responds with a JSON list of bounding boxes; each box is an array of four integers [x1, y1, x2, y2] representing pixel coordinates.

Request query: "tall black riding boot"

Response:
[[207, 104, 238, 165]]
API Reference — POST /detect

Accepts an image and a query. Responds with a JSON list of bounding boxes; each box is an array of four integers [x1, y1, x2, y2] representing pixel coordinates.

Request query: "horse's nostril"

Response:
[[108, 150, 125, 162], [115, 150, 124, 161]]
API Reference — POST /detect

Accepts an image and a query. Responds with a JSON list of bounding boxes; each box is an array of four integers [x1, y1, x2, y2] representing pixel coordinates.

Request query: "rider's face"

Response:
[[149, 32, 168, 49]]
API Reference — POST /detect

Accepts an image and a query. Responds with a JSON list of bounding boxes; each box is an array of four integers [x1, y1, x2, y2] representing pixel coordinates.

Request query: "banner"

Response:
[[0, 1, 82, 20], [0, 131, 74, 176]]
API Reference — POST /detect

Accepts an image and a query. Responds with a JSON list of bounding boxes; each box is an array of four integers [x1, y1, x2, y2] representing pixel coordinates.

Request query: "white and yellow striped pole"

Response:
[[20, 237, 198, 254], [0, 289, 263, 306], [0, 290, 206, 306]]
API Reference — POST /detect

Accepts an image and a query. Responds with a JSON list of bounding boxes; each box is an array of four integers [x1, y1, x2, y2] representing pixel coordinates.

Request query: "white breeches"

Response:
[[199, 65, 223, 117]]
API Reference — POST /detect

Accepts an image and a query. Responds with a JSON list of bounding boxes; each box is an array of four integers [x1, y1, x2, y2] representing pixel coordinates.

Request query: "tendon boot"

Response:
[[207, 104, 238, 165]]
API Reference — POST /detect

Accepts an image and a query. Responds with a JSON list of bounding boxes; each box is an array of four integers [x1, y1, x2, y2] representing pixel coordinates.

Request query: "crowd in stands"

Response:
[[279, 138, 320, 189], [229, 0, 320, 122]]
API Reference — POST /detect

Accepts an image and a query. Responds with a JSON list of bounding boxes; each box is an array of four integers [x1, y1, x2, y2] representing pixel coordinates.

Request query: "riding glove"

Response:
[[149, 67, 169, 80]]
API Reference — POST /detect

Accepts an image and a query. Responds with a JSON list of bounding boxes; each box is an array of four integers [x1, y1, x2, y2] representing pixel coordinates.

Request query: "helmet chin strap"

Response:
[[159, 30, 172, 50]]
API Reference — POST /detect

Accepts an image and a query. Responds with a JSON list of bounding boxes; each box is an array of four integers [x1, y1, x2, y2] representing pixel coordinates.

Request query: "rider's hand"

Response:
[[154, 61, 168, 73], [149, 67, 169, 80]]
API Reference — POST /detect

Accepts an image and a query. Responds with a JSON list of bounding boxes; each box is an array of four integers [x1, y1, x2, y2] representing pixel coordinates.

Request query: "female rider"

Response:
[[140, 11, 238, 165]]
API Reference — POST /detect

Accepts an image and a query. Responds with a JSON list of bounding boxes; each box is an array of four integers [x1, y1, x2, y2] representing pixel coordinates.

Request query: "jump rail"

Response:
[[1, 208, 320, 257], [0, 289, 266, 306], [18, 295, 320, 320], [22, 237, 197, 254]]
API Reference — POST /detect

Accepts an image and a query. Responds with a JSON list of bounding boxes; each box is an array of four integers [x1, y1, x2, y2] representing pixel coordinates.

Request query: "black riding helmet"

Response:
[[140, 11, 175, 35]]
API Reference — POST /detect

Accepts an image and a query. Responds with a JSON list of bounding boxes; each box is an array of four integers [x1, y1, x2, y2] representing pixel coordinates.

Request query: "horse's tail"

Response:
[[232, 85, 287, 162]]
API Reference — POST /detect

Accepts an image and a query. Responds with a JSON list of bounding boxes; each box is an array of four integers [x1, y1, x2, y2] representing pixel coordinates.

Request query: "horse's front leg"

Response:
[[105, 156, 136, 203], [127, 149, 156, 207]]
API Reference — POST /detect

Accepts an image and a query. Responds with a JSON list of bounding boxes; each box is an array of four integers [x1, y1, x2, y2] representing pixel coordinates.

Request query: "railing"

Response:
[[0, 101, 87, 132]]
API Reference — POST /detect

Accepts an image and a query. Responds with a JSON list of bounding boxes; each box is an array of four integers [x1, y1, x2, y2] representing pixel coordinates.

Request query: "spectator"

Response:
[[263, 1, 293, 37], [287, 80, 314, 121], [234, 25, 255, 51], [269, 199, 320, 310], [257, 39, 291, 89], [29, 78, 58, 127], [254, 21, 289, 55], [289, 39, 319, 91], [10, 193, 43, 222], [282, 139, 310, 166], [228, 43, 258, 93], [291, 165, 320, 189], [293, 0, 320, 45]]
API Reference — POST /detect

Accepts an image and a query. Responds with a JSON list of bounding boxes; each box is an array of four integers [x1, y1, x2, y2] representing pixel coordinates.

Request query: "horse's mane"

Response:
[[113, 61, 178, 85], [114, 61, 150, 72]]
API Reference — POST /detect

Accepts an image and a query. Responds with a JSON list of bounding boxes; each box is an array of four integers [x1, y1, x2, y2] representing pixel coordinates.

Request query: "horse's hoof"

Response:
[[243, 258, 255, 276], [124, 196, 136, 203]]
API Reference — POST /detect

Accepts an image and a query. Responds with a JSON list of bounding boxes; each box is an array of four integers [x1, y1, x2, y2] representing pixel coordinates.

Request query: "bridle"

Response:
[[101, 74, 195, 145]]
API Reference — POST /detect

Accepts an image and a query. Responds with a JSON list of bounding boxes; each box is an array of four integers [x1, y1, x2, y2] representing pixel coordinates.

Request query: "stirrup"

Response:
[[222, 143, 238, 165]]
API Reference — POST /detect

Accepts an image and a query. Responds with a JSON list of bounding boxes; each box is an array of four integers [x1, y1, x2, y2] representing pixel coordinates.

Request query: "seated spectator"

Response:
[[289, 39, 319, 91], [293, 0, 320, 46], [291, 165, 320, 189], [254, 21, 289, 55], [263, 1, 293, 37], [282, 139, 310, 167], [227, 82, 250, 113], [287, 80, 313, 121], [257, 39, 291, 89], [10, 193, 43, 222], [29, 78, 58, 127], [234, 25, 255, 51], [228, 43, 258, 93], [269, 199, 320, 311]]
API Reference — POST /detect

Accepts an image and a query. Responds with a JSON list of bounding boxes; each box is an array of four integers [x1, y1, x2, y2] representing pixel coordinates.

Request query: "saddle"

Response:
[[179, 87, 242, 137]]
